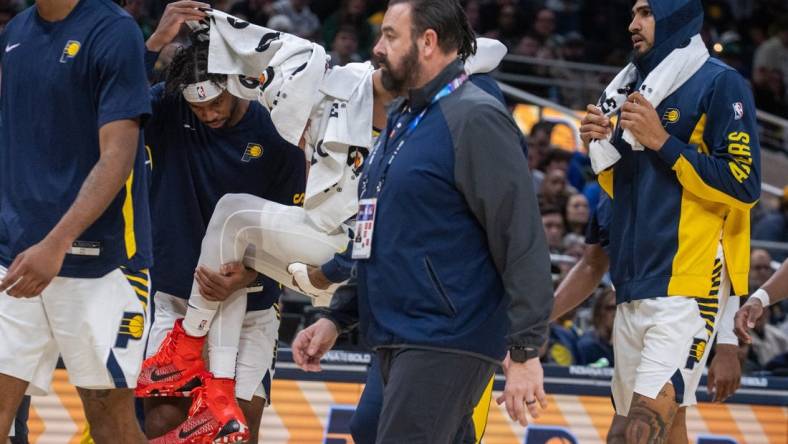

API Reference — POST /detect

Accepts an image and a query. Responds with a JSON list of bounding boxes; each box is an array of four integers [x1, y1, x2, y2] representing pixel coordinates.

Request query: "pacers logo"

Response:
[[662, 108, 680, 125], [241, 143, 263, 162], [59, 40, 81, 63], [115, 311, 145, 349], [685, 337, 707, 369]]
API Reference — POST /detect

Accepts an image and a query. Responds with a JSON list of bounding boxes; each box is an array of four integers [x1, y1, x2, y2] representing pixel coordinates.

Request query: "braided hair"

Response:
[[164, 38, 228, 96]]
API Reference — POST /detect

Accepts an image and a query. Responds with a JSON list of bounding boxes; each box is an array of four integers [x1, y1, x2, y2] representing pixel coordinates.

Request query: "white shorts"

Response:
[[612, 255, 731, 415], [147, 291, 279, 402], [0, 266, 150, 396]]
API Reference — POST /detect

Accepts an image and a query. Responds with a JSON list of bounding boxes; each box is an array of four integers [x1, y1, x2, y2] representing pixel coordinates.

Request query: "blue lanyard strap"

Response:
[[361, 73, 468, 198]]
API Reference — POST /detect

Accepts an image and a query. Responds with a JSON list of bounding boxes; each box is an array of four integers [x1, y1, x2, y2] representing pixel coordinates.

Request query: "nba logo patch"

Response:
[[196, 85, 207, 99], [732, 102, 744, 120], [59, 40, 80, 63], [241, 143, 263, 162]]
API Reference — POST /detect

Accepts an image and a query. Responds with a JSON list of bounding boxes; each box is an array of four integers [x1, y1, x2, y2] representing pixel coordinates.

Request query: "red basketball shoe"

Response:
[[151, 376, 249, 444], [136, 319, 206, 397]]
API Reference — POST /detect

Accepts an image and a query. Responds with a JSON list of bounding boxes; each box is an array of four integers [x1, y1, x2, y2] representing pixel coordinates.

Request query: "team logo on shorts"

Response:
[[59, 40, 81, 63], [115, 311, 145, 349], [732, 102, 744, 120], [685, 337, 707, 370], [241, 143, 263, 162]]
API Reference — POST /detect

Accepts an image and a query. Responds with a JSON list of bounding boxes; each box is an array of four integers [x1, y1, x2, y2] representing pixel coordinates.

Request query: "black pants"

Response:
[[375, 348, 496, 444]]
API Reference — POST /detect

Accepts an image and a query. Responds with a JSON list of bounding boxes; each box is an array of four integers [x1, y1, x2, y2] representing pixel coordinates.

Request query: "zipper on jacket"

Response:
[[424, 256, 457, 317]]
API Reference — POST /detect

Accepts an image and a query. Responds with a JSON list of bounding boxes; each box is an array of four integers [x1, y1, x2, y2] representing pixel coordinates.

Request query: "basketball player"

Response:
[[552, 196, 743, 443], [0, 0, 153, 442], [579, 0, 760, 441], [135, 4, 306, 442]]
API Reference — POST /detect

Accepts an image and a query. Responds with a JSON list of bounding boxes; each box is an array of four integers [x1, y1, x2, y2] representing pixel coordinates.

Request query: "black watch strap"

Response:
[[509, 346, 539, 363]]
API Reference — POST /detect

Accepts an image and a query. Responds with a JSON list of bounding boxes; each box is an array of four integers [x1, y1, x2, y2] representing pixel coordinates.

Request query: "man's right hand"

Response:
[[146, 1, 209, 52], [734, 298, 765, 344], [292, 318, 339, 372], [580, 105, 612, 149]]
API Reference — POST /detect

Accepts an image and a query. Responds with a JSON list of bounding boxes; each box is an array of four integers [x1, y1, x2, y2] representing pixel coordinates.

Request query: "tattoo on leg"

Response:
[[622, 386, 679, 444]]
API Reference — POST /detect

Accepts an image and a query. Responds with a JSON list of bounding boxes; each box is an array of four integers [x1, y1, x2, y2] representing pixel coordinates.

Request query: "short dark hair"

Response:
[[388, 0, 477, 60], [165, 38, 228, 95]]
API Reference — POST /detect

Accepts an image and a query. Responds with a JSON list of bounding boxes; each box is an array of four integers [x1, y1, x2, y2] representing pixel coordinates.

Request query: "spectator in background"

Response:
[[271, 0, 319, 40], [563, 233, 585, 262], [546, 307, 582, 367], [230, 0, 274, 26], [462, 0, 481, 32], [753, 187, 788, 261], [750, 248, 775, 290], [752, 15, 788, 107], [565, 193, 589, 235], [541, 204, 566, 254], [577, 287, 616, 366], [753, 65, 788, 117], [539, 168, 571, 210], [482, 2, 523, 50], [125, 0, 154, 39], [747, 299, 788, 368], [322, 0, 374, 59], [532, 7, 560, 49], [528, 121, 554, 189], [544, 0, 581, 34], [328, 24, 363, 66]]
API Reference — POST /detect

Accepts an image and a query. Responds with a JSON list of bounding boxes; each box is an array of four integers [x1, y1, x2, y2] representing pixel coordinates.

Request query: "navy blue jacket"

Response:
[[352, 61, 552, 362], [600, 0, 760, 303]]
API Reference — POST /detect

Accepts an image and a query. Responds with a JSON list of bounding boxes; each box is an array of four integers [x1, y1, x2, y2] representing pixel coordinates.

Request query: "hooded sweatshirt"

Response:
[[601, 0, 761, 303]]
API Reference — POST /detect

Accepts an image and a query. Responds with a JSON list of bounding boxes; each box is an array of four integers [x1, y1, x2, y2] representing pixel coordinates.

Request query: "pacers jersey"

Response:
[[0, 0, 153, 278], [145, 83, 305, 311]]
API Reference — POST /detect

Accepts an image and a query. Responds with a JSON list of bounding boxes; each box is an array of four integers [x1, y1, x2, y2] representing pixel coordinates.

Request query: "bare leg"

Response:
[[142, 397, 190, 439], [0, 374, 27, 438], [77, 388, 146, 444], [667, 407, 689, 444], [607, 384, 679, 444], [238, 397, 265, 443]]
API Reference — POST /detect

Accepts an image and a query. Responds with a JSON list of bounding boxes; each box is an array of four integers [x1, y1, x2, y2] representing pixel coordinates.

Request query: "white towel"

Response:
[[203, 11, 509, 232], [303, 62, 375, 233], [589, 34, 709, 174], [207, 9, 327, 147]]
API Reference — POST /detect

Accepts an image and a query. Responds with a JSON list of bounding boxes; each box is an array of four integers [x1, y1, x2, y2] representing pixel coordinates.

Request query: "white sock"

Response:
[[182, 293, 219, 338], [209, 346, 239, 379]]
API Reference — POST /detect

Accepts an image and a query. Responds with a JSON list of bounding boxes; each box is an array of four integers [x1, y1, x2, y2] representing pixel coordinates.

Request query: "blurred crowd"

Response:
[[0, 0, 786, 374], [0, 0, 786, 114]]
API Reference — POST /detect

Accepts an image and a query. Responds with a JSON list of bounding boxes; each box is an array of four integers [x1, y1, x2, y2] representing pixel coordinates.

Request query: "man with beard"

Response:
[[579, 0, 760, 441], [292, 0, 553, 440]]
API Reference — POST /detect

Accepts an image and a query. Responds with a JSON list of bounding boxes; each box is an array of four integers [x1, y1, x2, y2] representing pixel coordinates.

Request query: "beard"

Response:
[[376, 41, 420, 95]]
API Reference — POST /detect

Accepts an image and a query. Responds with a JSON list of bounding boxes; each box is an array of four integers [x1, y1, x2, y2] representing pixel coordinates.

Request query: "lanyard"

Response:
[[360, 73, 468, 198]]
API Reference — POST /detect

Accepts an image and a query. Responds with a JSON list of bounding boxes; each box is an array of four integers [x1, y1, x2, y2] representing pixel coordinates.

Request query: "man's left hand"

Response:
[[496, 354, 548, 426], [707, 344, 741, 403], [620, 92, 670, 150], [195, 262, 258, 301]]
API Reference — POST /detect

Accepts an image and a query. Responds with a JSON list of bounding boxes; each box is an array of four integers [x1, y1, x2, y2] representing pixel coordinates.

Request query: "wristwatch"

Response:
[[509, 346, 539, 363]]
